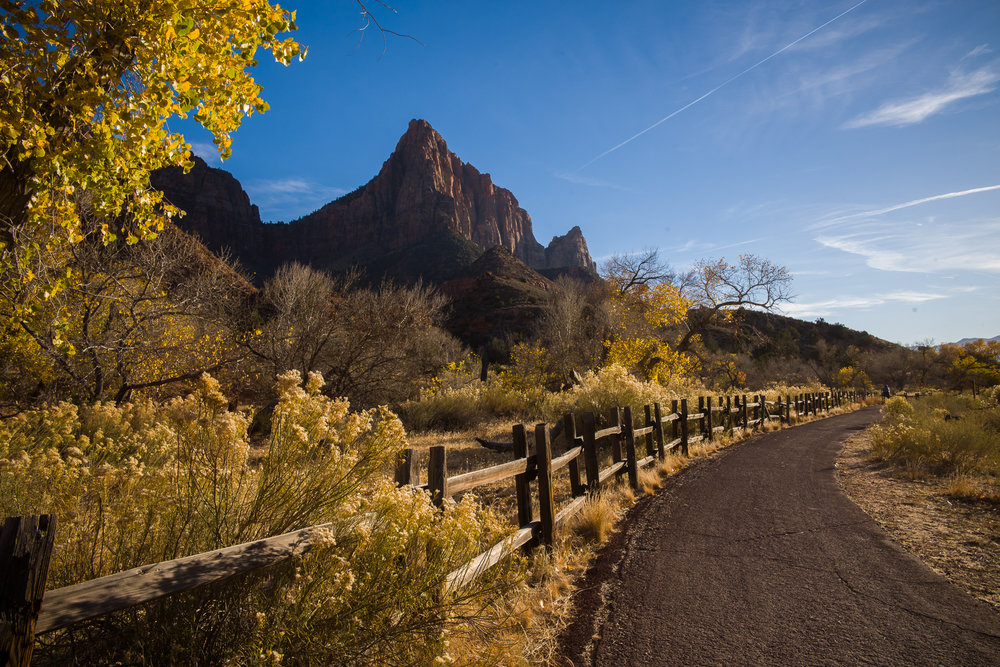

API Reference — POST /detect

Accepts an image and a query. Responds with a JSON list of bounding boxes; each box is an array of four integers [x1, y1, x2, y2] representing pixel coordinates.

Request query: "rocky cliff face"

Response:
[[545, 226, 595, 272], [153, 119, 594, 283], [150, 156, 273, 277]]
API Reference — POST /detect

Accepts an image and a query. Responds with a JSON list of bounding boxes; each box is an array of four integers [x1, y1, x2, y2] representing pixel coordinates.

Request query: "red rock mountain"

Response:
[[152, 119, 595, 284]]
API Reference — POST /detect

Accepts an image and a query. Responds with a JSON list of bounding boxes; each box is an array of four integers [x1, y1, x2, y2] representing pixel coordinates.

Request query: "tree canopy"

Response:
[[0, 0, 303, 320]]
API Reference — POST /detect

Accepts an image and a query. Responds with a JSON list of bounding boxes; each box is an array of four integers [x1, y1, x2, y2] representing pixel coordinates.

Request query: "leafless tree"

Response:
[[249, 263, 460, 407], [600, 249, 674, 295], [677, 254, 793, 353]]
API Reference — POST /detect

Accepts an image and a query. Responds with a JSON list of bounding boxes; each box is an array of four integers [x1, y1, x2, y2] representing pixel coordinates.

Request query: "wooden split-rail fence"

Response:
[[1, 390, 871, 666]]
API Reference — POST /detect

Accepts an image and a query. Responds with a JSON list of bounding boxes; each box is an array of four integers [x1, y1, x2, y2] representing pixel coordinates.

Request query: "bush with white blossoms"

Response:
[[1, 371, 515, 665]]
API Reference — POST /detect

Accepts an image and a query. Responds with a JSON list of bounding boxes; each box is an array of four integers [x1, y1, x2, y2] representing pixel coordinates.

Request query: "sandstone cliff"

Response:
[[153, 119, 595, 283]]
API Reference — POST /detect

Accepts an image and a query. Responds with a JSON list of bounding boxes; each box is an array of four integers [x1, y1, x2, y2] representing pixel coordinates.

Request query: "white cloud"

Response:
[[963, 44, 992, 60], [844, 67, 999, 128], [246, 178, 348, 222], [189, 142, 222, 165], [554, 171, 633, 191], [815, 219, 1000, 273], [669, 238, 760, 254], [781, 290, 946, 318]]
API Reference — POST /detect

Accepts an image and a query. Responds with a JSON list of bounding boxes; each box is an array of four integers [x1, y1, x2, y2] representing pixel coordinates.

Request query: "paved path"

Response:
[[559, 408, 1000, 666]]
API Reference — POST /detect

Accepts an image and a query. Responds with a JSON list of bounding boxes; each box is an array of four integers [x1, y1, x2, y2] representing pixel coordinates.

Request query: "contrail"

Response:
[[576, 0, 869, 171], [814, 184, 1000, 227]]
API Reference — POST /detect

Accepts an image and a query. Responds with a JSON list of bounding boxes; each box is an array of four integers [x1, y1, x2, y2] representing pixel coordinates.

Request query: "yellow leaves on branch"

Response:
[[603, 281, 696, 384], [0, 0, 304, 314]]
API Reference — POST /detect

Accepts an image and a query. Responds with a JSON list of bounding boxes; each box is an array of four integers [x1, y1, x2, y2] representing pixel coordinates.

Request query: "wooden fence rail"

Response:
[[2, 390, 872, 665]]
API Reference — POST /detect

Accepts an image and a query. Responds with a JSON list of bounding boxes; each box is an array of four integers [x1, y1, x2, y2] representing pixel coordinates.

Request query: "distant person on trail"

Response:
[[881, 385, 891, 401]]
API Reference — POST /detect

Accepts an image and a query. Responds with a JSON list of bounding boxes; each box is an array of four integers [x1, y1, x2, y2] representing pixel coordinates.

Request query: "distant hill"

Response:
[[951, 335, 1000, 346], [702, 309, 900, 361]]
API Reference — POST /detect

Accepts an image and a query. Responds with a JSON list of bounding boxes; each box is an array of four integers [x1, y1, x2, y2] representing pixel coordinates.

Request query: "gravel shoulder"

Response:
[[837, 430, 1000, 612]]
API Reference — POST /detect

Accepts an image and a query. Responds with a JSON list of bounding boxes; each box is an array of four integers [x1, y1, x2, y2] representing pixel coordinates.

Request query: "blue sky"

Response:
[[179, 0, 1000, 346]]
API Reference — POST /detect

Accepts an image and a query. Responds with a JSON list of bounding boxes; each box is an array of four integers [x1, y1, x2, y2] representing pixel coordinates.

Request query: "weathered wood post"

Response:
[[581, 412, 600, 494], [428, 446, 448, 508], [623, 406, 640, 490], [643, 405, 656, 457], [680, 399, 690, 456], [512, 425, 533, 531], [1, 514, 56, 667], [564, 413, 584, 497], [698, 397, 706, 440], [394, 448, 417, 486], [705, 396, 714, 441], [786, 395, 793, 425], [741, 394, 749, 430], [535, 424, 555, 547], [812, 393, 818, 417], [726, 395, 733, 433], [671, 399, 680, 446], [653, 403, 666, 459], [609, 407, 623, 467]]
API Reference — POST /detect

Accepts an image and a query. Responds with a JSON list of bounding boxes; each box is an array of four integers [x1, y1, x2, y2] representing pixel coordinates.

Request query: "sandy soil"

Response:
[[837, 431, 1000, 612]]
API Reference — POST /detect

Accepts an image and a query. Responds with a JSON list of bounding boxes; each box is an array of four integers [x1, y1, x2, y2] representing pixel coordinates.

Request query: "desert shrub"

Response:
[[542, 364, 705, 423], [868, 394, 1000, 485], [399, 376, 545, 431], [0, 371, 515, 664], [882, 395, 914, 422]]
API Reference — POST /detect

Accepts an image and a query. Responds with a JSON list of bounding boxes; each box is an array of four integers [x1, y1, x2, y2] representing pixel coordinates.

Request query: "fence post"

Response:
[[535, 423, 556, 547], [0, 514, 56, 667], [726, 395, 733, 433], [581, 412, 600, 494], [653, 402, 666, 459], [812, 393, 818, 417], [512, 425, 533, 533], [680, 399, 690, 456], [706, 397, 716, 441], [698, 396, 706, 441], [741, 394, 749, 430], [623, 406, 640, 490], [671, 399, 680, 447], [564, 413, 584, 497], [609, 407, 623, 466], [394, 448, 417, 486], [643, 405, 656, 457], [428, 446, 448, 508]]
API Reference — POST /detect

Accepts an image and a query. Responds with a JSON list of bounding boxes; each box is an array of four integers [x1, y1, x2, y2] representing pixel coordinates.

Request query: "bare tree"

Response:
[[677, 254, 793, 353], [600, 249, 674, 295], [535, 277, 611, 386], [249, 263, 460, 407]]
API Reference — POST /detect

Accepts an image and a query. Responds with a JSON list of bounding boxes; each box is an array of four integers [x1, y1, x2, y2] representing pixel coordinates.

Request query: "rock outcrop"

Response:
[[544, 226, 595, 272], [153, 119, 594, 283]]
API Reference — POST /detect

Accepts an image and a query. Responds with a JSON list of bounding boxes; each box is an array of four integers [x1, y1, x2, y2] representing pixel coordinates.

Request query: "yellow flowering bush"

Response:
[[1, 371, 514, 664], [543, 364, 705, 423]]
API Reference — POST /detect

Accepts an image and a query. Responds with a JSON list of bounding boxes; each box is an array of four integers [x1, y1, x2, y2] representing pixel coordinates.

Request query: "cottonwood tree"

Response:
[[0, 1, 305, 325], [676, 254, 793, 353], [2, 224, 252, 404], [601, 249, 674, 295]]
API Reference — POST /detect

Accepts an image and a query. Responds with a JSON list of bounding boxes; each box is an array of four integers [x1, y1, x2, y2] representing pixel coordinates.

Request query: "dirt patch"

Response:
[[837, 431, 1000, 612]]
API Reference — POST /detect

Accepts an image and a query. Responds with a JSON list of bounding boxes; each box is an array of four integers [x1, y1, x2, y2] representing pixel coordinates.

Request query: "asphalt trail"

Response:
[[561, 408, 1000, 666]]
